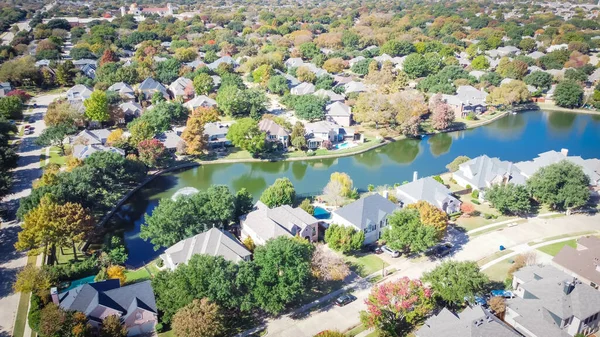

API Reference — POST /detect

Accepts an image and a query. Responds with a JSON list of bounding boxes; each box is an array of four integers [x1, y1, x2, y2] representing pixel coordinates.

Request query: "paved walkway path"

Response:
[[0, 93, 60, 336], [467, 212, 560, 235], [242, 213, 600, 337]]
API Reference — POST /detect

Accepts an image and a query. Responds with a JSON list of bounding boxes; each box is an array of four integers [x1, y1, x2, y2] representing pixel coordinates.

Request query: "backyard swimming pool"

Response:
[[334, 142, 356, 150], [60, 275, 96, 291], [314, 206, 331, 219]]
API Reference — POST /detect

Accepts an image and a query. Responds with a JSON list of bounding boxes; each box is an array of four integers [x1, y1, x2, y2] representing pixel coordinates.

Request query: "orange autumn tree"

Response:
[[407, 201, 448, 238]]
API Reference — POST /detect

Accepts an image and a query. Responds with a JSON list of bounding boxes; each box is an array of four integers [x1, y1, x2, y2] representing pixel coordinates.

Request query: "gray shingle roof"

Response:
[[416, 306, 520, 337], [139, 77, 167, 93], [184, 95, 217, 110], [242, 201, 318, 242], [552, 236, 600, 288], [291, 82, 315, 95], [258, 119, 289, 137], [333, 194, 397, 230], [326, 102, 351, 117], [160, 227, 251, 270], [515, 150, 600, 185], [396, 177, 460, 211], [454, 155, 526, 190]]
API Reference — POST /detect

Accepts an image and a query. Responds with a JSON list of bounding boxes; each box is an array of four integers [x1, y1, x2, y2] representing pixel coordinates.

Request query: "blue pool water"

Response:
[[61, 275, 96, 291], [314, 206, 331, 219]]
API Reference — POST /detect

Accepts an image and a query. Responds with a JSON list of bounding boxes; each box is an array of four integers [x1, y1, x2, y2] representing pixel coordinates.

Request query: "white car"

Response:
[[381, 245, 400, 258]]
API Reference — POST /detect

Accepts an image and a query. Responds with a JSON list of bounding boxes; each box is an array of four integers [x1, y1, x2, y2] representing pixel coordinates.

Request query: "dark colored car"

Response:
[[335, 294, 357, 307], [426, 242, 454, 258], [369, 245, 383, 254], [28, 116, 36, 123]]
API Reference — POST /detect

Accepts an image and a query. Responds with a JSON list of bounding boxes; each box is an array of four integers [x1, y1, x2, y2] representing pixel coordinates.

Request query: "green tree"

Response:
[[324, 223, 364, 253], [299, 42, 320, 59], [341, 31, 360, 49], [13, 265, 55, 298], [299, 198, 314, 215], [554, 80, 583, 108], [127, 119, 155, 147], [173, 298, 225, 337], [382, 209, 439, 254], [487, 81, 531, 106], [252, 64, 273, 85], [422, 261, 489, 307], [527, 160, 590, 210], [290, 95, 326, 121], [403, 53, 432, 79], [290, 121, 306, 149], [267, 75, 289, 95], [193, 73, 214, 95], [99, 315, 127, 337], [226, 118, 265, 155], [446, 156, 470, 172], [216, 85, 247, 117], [260, 177, 296, 208], [35, 123, 76, 155], [381, 40, 414, 57], [0, 96, 23, 119], [519, 38, 536, 52], [83, 90, 109, 123], [235, 188, 254, 218], [360, 277, 433, 337], [470, 55, 490, 70], [253, 237, 315, 314], [524, 71, 553, 90], [141, 185, 236, 249], [484, 183, 532, 215], [155, 58, 181, 84], [351, 58, 372, 76]]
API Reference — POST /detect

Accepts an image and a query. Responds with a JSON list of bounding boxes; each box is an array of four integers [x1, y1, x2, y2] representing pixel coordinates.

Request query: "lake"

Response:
[[113, 110, 600, 267]]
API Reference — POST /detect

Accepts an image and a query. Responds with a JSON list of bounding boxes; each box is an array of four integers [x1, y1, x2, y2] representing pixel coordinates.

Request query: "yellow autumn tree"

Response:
[[106, 129, 125, 146], [181, 116, 207, 155], [329, 172, 353, 197], [107, 265, 127, 285], [65, 156, 83, 172], [242, 236, 255, 252], [407, 201, 448, 238]]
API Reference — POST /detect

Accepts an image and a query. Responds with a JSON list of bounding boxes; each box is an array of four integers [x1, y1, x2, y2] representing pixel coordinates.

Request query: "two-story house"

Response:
[[258, 119, 289, 148], [330, 194, 398, 245], [203, 122, 230, 148], [396, 176, 461, 214], [453, 155, 527, 193], [506, 265, 600, 337]]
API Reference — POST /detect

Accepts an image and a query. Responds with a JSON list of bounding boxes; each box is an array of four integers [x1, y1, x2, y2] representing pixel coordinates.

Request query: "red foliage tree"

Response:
[[99, 49, 118, 66], [460, 202, 476, 215], [137, 139, 171, 169], [6, 89, 31, 102]]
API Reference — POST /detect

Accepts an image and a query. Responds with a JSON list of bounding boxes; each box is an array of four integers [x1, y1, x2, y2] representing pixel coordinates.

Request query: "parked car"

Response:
[[335, 294, 357, 307], [381, 245, 400, 258], [426, 242, 454, 258], [28, 116, 35, 123], [24, 128, 33, 135], [490, 290, 514, 298], [368, 244, 382, 254], [24, 125, 30, 129], [464, 295, 488, 307]]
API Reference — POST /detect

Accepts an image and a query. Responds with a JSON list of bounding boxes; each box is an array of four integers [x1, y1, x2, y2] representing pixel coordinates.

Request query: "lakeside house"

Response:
[[160, 227, 251, 270], [51, 279, 157, 336], [552, 236, 600, 289], [453, 155, 526, 192], [515, 149, 600, 186], [506, 265, 600, 337], [330, 193, 398, 245], [396, 176, 461, 214], [258, 118, 289, 147], [325, 101, 352, 127], [203, 122, 230, 148], [304, 120, 356, 150], [441, 85, 488, 118], [73, 144, 125, 159], [416, 306, 520, 337], [240, 201, 319, 245]]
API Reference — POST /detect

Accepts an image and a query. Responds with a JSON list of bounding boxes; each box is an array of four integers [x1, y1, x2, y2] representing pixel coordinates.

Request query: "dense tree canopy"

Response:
[[527, 160, 590, 210], [423, 261, 489, 307], [260, 177, 296, 208], [382, 209, 439, 254]]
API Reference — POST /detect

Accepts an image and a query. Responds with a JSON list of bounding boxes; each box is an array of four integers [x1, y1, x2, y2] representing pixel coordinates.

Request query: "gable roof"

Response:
[[344, 81, 366, 93], [258, 119, 289, 137], [108, 82, 135, 97], [168, 77, 193, 96], [119, 101, 143, 115], [552, 236, 600, 286], [333, 194, 397, 230], [184, 95, 217, 110], [67, 84, 93, 101], [242, 201, 318, 242], [396, 177, 459, 210], [73, 129, 111, 145], [155, 130, 183, 150], [59, 279, 157, 320], [454, 155, 526, 190], [326, 101, 351, 117], [139, 77, 167, 93], [73, 144, 125, 159], [315, 89, 345, 102], [416, 306, 520, 337], [291, 82, 315, 95], [515, 150, 600, 185], [160, 227, 251, 269]]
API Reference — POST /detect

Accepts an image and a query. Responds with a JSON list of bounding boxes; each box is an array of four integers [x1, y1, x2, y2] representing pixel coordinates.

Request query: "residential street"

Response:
[[256, 213, 600, 337], [0, 93, 59, 336]]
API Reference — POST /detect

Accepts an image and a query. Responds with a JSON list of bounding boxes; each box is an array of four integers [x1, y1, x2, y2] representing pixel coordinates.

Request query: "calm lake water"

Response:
[[115, 110, 600, 267]]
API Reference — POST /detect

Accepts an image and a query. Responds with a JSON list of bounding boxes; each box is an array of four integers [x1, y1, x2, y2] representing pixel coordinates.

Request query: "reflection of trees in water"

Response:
[[291, 161, 308, 180], [427, 133, 453, 157], [231, 173, 267, 197], [307, 158, 336, 170], [484, 114, 526, 140], [591, 114, 600, 122], [353, 148, 383, 168], [251, 161, 290, 174], [547, 111, 576, 131], [380, 138, 421, 164]]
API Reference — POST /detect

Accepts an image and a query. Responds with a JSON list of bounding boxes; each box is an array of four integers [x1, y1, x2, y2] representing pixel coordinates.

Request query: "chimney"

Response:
[[382, 190, 388, 199], [563, 280, 575, 295], [50, 287, 59, 305], [120, 6, 126, 16], [413, 171, 418, 182], [561, 148, 569, 156]]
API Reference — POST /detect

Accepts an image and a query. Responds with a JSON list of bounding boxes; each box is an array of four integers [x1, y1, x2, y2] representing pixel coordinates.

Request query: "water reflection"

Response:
[[353, 148, 384, 169], [547, 111, 576, 132], [231, 173, 267, 195], [381, 138, 421, 164], [484, 113, 527, 140], [291, 161, 308, 180], [428, 133, 453, 157]]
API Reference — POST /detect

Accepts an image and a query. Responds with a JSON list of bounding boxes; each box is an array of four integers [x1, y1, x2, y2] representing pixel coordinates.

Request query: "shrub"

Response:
[[28, 294, 43, 332], [433, 175, 444, 184], [465, 184, 472, 190], [471, 199, 481, 205], [471, 190, 479, 199]]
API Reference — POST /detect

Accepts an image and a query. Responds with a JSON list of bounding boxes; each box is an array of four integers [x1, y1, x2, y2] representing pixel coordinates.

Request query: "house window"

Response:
[[136, 312, 142, 320]]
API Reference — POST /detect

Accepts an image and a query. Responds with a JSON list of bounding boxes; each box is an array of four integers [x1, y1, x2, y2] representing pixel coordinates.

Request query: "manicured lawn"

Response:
[[483, 257, 514, 282], [55, 244, 85, 265], [49, 146, 68, 166], [125, 262, 160, 284], [158, 331, 175, 337], [345, 253, 388, 277], [537, 239, 577, 257], [527, 231, 597, 246], [13, 255, 38, 337], [476, 249, 513, 267], [457, 215, 517, 232], [346, 324, 367, 336]]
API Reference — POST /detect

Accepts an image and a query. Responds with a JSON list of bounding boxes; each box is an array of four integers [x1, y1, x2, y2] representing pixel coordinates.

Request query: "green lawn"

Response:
[[345, 253, 388, 277], [125, 262, 160, 284], [476, 249, 513, 267], [527, 231, 597, 246], [13, 255, 38, 337], [537, 239, 577, 257], [158, 331, 175, 337], [49, 146, 68, 166], [483, 257, 515, 282], [55, 244, 85, 265], [346, 324, 368, 336]]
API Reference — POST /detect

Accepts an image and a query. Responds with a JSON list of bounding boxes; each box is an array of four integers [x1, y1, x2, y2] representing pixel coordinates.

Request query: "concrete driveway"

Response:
[[0, 92, 60, 335], [255, 213, 600, 336]]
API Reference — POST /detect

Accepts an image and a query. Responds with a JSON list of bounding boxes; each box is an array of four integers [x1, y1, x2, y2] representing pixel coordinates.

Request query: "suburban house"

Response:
[[207, 56, 236, 70], [204, 122, 230, 148], [155, 131, 183, 152], [314, 89, 345, 102], [72, 129, 111, 145], [67, 84, 93, 102], [284, 57, 304, 68], [506, 265, 600, 337], [275, 69, 300, 87], [183, 95, 217, 111], [138, 77, 169, 100], [453, 155, 526, 192], [81, 63, 97, 80], [73, 144, 125, 159], [304, 121, 356, 150], [415, 306, 520, 337], [168, 77, 194, 100], [291, 82, 316, 95], [325, 102, 352, 127], [441, 85, 488, 118], [330, 193, 398, 245], [108, 82, 135, 101], [552, 236, 600, 289], [396, 177, 461, 214], [0, 82, 12, 97], [302, 63, 328, 77], [344, 81, 367, 94], [119, 101, 143, 120], [515, 149, 600, 186], [348, 56, 365, 67], [240, 201, 319, 245], [258, 119, 289, 147], [51, 279, 157, 336], [160, 227, 251, 270], [73, 59, 97, 70]]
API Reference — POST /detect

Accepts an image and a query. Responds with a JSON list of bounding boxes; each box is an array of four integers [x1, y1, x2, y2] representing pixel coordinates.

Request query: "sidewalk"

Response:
[[467, 212, 560, 235]]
